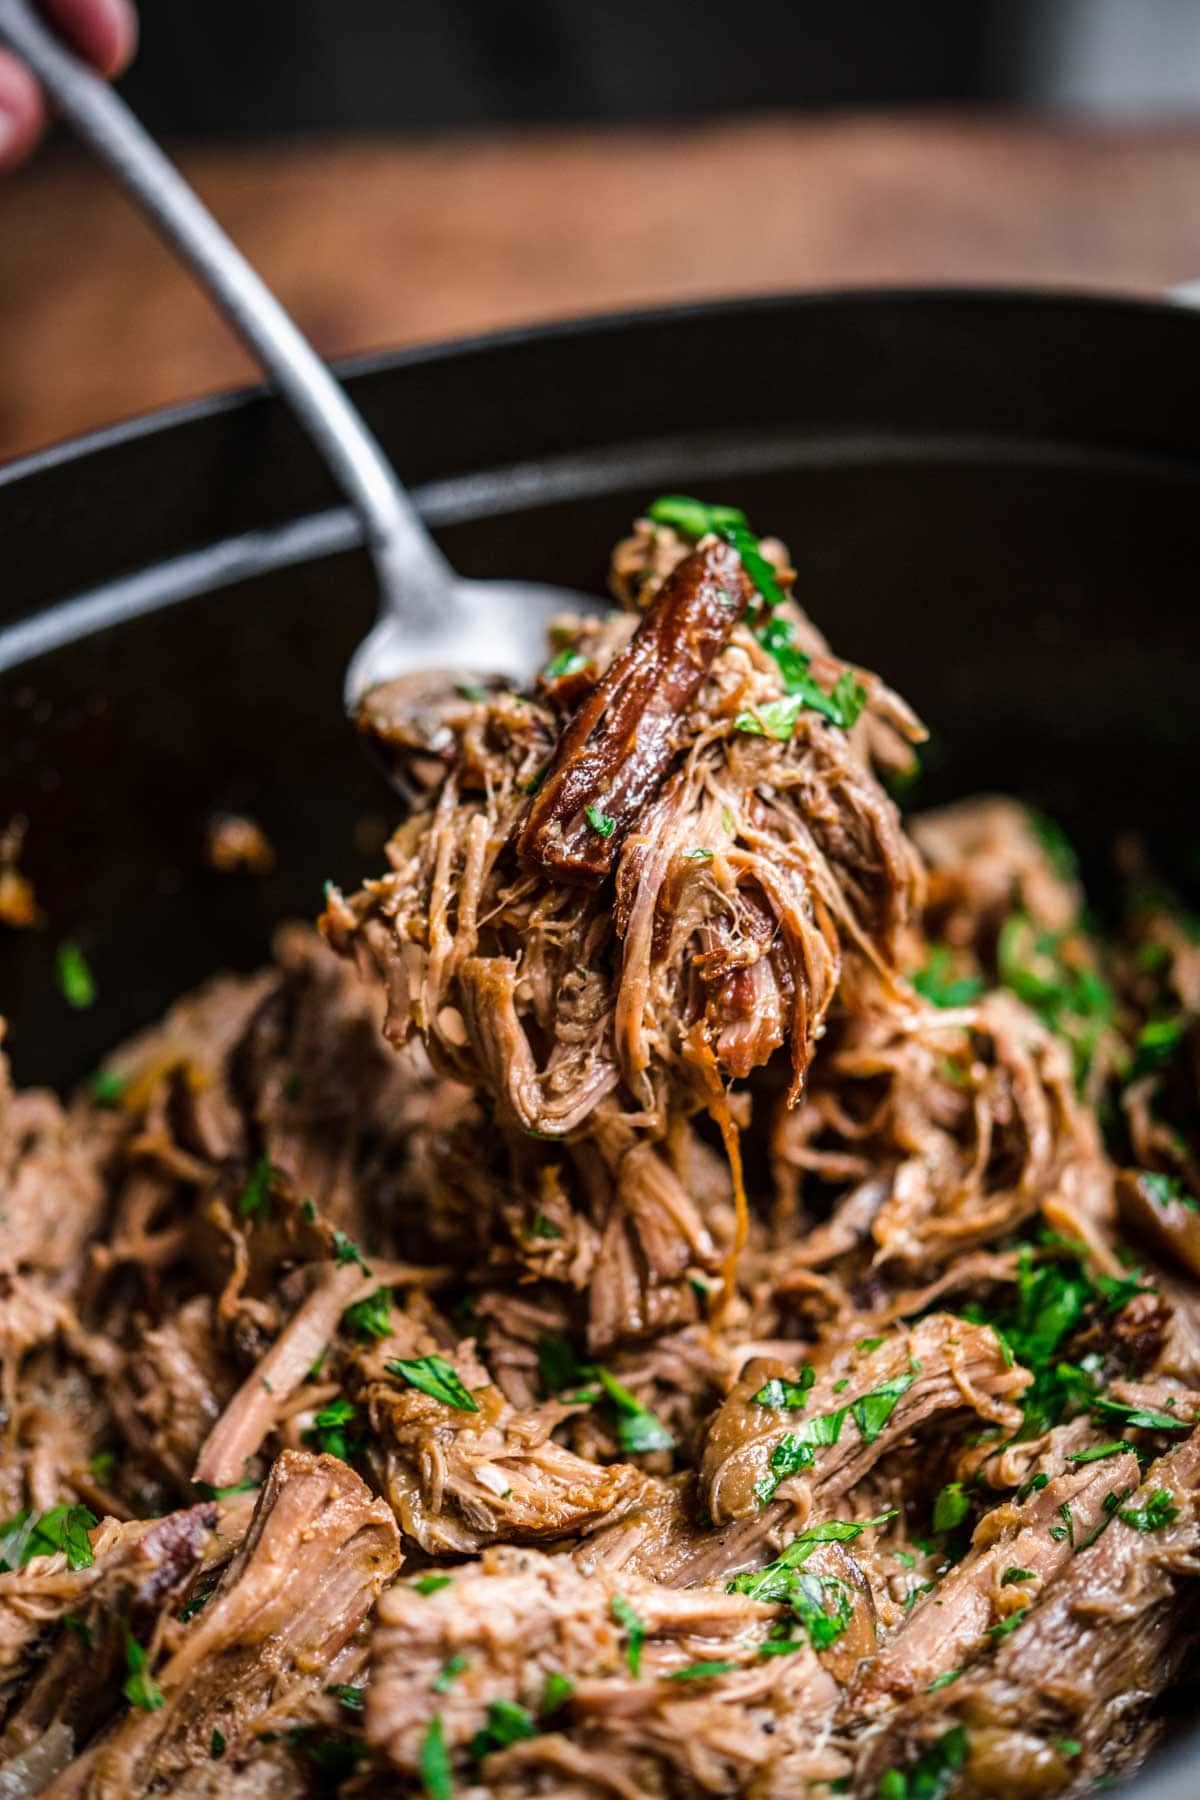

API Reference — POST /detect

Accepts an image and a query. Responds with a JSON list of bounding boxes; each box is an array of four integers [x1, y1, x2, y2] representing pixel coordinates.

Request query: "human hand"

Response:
[[0, 0, 136, 170]]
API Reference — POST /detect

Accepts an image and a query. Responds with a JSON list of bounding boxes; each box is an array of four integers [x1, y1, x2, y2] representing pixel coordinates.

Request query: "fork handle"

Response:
[[0, 0, 452, 616]]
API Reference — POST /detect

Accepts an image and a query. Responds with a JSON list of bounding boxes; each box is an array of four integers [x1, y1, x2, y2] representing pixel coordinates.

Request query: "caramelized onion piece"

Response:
[[516, 538, 752, 883]]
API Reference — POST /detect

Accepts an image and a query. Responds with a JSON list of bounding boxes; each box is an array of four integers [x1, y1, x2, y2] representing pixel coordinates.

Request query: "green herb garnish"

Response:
[[470, 1699, 536, 1761], [878, 1725, 968, 1800], [302, 1398, 362, 1462], [342, 1286, 395, 1342], [584, 803, 616, 838], [56, 940, 95, 1009], [387, 1355, 479, 1412], [90, 1068, 128, 1108], [541, 1671, 574, 1714], [1119, 1488, 1180, 1532], [211, 1727, 226, 1758], [1067, 1441, 1134, 1465], [432, 1653, 468, 1694], [1141, 1171, 1198, 1213], [542, 649, 587, 679], [326, 1684, 366, 1711], [912, 945, 984, 1010], [331, 1230, 372, 1276], [413, 1574, 453, 1596], [667, 1660, 736, 1681], [932, 1483, 970, 1534], [752, 1369, 815, 1410], [239, 1153, 274, 1220], [122, 1623, 164, 1711], [595, 1369, 674, 1455], [419, 1715, 452, 1800], [0, 1503, 97, 1573], [611, 1594, 646, 1676]]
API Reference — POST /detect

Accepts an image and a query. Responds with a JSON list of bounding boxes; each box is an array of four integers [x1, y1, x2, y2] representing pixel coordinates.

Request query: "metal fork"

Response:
[[0, 0, 594, 708]]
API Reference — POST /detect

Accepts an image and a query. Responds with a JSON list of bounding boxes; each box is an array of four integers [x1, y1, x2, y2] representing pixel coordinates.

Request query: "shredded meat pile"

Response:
[[1, 498, 1198, 1798]]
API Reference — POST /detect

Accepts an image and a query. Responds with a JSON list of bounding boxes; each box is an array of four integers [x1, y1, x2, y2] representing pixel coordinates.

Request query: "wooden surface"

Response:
[[4, 113, 1200, 463]]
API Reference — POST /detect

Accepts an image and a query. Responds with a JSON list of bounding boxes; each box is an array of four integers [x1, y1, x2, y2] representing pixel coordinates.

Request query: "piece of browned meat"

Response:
[[39, 1451, 399, 1797]]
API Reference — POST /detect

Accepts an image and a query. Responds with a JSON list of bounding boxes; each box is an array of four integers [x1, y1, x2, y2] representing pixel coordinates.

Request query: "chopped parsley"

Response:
[[852, 1368, 918, 1445], [594, 1369, 674, 1455], [1067, 1441, 1133, 1465], [470, 1699, 536, 1760], [877, 1724, 968, 1799], [752, 1369, 815, 1410], [541, 1671, 574, 1714], [987, 1607, 1029, 1639], [62, 1613, 93, 1643], [855, 1336, 886, 1354], [325, 1683, 366, 1711], [727, 1513, 894, 1648], [682, 846, 715, 861], [1119, 1488, 1180, 1532], [927, 1669, 962, 1692], [753, 1370, 913, 1506], [432, 1653, 468, 1694], [1050, 1502, 1075, 1547], [611, 1593, 646, 1676], [0, 1503, 97, 1572], [122, 1623, 164, 1711], [529, 1211, 562, 1240], [585, 804, 616, 838], [413, 1574, 452, 1596], [667, 1660, 736, 1681], [90, 1067, 128, 1108], [419, 1714, 452, 1800], [1092, 1397, 1189, 1435], [341, 1286, 395, 1342], [238, 1154, 274, 1220], [931, 1483, 970, 1534], [455, 682, 488, 702], [912, 946, 983, 1010], [386, 1355, 479, 1412], [997, 913, 1114, 1084], [1141, 1171, 1198, 1213], [1001, 1567, 1035, 1586], [56, 940, 96, 1010], [302, 1399, 363, 1463], [210, 1727, 226, 1758], [1054, 1738, 1083, 1758], [331, 1230, 373, 1276], [1130, 1016, 1186, 1080], [542, 649, 587, 679]]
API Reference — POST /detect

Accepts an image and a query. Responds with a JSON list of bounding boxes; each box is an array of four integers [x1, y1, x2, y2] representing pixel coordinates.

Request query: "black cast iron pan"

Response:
[[1, 288, 1198, 1793]]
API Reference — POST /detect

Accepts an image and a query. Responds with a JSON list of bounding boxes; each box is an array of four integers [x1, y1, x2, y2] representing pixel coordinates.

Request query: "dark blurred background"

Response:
[[5, 0, 1200, 462], [115, 0, 1200, 137]]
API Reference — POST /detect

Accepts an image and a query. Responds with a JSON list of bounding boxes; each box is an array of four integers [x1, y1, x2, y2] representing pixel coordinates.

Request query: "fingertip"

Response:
[[41, 0, 138, 79], [0, 51, 45, 173]]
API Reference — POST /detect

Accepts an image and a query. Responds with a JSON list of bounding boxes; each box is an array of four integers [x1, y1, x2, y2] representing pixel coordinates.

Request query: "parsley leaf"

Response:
[[752, 1370, 815, 1409], [90, 1068, 128, 1108], [1067, 1440, 1134, 1465], [0, 1503, 97, 1573], [470, 1698, 536, 1761], [541, 1671, 574, 1714], [585, 804, 616, 837], [1092, 1397, 1189, 1434], [341, 1286, 395, 1342], [542, 649, 587, 679], [878, 1725, 968, 1800], [302, 1398, 362, 1463], [326, 1683, 366, 1711], [432, 1653, 468, 1694], [419, 1715, 452, 1800], [56, 940, 95, 1010], [331, 1230, 372, 1276], [1141, 1171, 1198, 1213], [912, 945, 984, 1010], [594, 1369, 674, 1455], [386, 1355, 479, 1412], [852, 1369, 917, 1445], [932, 1482, 970, 1534], [611, 1593, 646, 1676], [122, 1623, 164, 1711], [413, 1574, 452, 1596], [1001, 1566, 1035, 1586], [667, 1660, 736, 1681], [987, 1607, 1029, 1639], [1119, 1488, 1180, 1532], [238, 1153, 274, 1220]]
